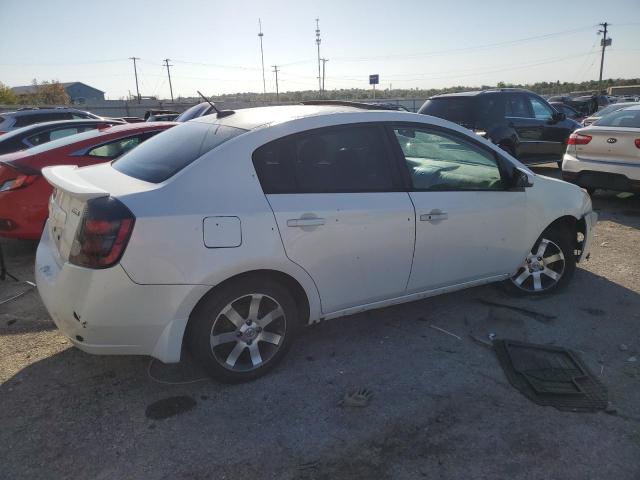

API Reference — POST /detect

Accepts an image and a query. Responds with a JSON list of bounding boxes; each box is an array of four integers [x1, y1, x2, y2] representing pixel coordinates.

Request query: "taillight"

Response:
[[0, 131, 6, 135], [69, 197, 135, 269], [635, 139, 640, 149], [567, 133, 592, 145], [0, 173, 39, 192]]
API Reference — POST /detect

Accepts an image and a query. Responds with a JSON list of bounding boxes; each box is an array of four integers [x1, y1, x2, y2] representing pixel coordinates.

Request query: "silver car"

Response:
[[562, 105, 640, 193], [582, 102, 639, 127]]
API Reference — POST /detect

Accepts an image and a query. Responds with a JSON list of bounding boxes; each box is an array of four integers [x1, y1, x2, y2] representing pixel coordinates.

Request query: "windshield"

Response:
[[175, 103, 214, 122], [595, 103, 638, 117], [112, 122, 246, 183], [594, 108, 640, 128]]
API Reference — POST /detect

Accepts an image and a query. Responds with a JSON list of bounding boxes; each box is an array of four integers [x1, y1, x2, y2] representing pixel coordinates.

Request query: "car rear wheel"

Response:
[[506, 226, 576, 295], [187, 276, 299, 383]]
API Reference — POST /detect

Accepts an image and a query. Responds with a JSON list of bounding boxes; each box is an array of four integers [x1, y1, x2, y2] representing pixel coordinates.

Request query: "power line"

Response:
[[128, 57, 141, 102]]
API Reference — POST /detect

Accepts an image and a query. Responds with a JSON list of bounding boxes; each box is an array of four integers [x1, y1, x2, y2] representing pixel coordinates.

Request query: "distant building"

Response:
[[11, 82, 105, 103], [608, 85, 640, 96]]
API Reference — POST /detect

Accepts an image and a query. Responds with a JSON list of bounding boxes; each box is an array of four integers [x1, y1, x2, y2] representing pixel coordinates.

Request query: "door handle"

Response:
[[420, 210, 448, 222], [287, 218, 325, 227]]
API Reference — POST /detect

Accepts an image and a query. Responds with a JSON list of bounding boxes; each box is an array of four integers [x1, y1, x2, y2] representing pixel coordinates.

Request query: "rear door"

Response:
[[505, 93, 545, 163], [253, 123, 415, 313], [388, 123, 527, 291]]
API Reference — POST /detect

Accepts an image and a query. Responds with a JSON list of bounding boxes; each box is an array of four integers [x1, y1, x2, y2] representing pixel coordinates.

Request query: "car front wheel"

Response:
[[187, 276, 299, 383], [507, 226, 576, 295]]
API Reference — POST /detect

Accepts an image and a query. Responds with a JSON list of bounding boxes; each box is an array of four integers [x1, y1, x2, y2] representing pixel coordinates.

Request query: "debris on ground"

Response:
[[627, 356, 637, 363], [494, 339, 608, 412], [619, 344, 629, 352], [477, 299, 556, 323], [428, 324, 462, 340], [339, 388, 373, 408]]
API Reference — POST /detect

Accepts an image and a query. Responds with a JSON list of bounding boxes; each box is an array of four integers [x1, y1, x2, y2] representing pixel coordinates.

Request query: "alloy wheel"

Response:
[[510, 238, 566, 293], [209, 293, 286, 372]]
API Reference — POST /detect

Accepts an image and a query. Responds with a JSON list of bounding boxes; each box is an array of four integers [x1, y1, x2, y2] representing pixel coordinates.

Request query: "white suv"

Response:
[[36, 103, 597, 382]]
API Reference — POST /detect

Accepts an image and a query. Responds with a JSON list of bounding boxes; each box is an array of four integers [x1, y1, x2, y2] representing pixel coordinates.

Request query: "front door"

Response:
[[252, 123, 415, 313], [388, 124, 527, 292]]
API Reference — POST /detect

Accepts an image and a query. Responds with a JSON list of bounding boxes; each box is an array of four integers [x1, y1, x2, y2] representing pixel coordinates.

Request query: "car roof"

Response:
[[0, 107, 92, 116], [191, 104, 392, 130], [431, 88, 533, 99]]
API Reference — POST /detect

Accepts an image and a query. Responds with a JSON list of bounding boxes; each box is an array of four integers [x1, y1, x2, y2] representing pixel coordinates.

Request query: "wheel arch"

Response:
[[182, 269, 312, 353], [542, 214, 584, 261]]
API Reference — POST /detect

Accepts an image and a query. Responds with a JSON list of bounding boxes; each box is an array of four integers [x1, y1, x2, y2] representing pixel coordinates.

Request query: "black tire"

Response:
[[187, 275, 300, 383], [504, 225, 576, 296], [557, 161, 563, 169], [586, 187, 596, 195]]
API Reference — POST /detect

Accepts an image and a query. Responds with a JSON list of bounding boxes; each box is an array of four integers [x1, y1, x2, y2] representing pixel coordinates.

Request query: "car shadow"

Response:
[[1, 267, 639, 478]]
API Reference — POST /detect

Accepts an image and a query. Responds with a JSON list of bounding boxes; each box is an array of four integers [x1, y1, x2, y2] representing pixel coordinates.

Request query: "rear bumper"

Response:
[[0, 181, 49, 240], [562, 153, 640, 192], [35, 223, 209, 363]]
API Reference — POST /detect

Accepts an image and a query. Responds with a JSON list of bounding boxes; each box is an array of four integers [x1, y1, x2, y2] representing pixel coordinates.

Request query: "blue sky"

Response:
[[1, 0, 639, 99]]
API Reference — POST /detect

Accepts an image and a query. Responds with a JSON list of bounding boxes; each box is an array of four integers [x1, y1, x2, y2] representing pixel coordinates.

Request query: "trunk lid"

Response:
[[575, 126, 640, 164], [41, 163, 154, 262]]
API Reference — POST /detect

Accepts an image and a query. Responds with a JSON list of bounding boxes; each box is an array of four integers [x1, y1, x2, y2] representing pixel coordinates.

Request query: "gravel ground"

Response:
[[1, 165, 639, 479]]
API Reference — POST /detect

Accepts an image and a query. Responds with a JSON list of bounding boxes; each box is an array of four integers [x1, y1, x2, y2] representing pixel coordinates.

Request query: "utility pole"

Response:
[[258, 19, 266, 97], [129, 57, 141, 103], [163, 58, 174, 102], [321, 58, 328, 92], [272, 65, 280, 102], [315, 18, 322, 94], [598, 22, 610, 90]]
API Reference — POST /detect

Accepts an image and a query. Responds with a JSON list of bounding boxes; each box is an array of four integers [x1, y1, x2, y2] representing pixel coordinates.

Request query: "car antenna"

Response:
[[197, 90, 234, 118]]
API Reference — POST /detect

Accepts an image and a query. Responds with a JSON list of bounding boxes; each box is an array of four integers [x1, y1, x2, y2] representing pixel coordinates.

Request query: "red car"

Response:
[[0, 122, 176, 240]]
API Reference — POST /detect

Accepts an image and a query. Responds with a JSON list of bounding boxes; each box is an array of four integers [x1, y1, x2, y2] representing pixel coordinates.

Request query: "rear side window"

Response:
[[252, 124, 395, 194], [112, 123, 246, 183], [87, 136, 143, 158], [419, 98, 475, 127]]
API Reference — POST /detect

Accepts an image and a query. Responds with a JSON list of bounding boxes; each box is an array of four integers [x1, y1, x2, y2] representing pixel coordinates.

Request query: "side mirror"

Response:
[[513, 166, 534, 188], [553, 111, 566, 122]]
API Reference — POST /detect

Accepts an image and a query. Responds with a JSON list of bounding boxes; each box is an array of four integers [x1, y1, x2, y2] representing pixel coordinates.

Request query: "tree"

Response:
[[0, 82, 17, 104], [34, 80, 70, 105]]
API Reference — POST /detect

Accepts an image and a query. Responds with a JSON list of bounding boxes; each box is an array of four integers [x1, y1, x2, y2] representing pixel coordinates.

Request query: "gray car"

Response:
[[0, 107, 101, 134], [582, 102, 639, 127]]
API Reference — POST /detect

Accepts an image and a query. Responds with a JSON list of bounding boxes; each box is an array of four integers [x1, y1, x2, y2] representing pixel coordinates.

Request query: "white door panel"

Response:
[[408, 191, 526, 291], [267, 193, 415, 313]]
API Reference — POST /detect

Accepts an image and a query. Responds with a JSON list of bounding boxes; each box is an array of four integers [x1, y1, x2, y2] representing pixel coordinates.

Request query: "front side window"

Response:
[[529, 96, 554, 120], [505, 94, 532, 118], [252, 125, 395, 194], [87, 136, 143, 158], [391, 126, 503, 191]]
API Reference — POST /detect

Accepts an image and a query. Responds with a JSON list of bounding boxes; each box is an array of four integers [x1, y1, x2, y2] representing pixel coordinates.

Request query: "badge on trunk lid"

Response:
[[607, 138, 617, 144]]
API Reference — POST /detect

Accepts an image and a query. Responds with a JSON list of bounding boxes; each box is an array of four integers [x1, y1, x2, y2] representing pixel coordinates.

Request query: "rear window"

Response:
[[112, 122, 246, 183], [418, 97, 476, 127], [594, 109, 640, 128]]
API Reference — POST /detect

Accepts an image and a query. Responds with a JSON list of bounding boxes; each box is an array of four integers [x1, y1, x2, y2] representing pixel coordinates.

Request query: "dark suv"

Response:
[[0, 107, 101, 134], [418, 89, 581, 166]]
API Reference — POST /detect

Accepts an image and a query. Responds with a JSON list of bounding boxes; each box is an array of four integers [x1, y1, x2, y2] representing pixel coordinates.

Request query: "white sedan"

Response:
[[36, 103, 597, 382], [563, 104, 640, 194]]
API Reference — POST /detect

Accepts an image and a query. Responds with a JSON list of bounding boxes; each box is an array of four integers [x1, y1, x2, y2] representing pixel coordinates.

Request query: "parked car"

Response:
[[419, 88, 581, 166], [562, 105, 640, 193], [0, 119, 124, 155], [144, 109, 179, 122], [581, 101, 639, 127], [175, 102, 216, 122], [550, 102, 586, 124], [0, 107, 101, 134], [35, 104, 597, 382], [0, 121, 176, 240]]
